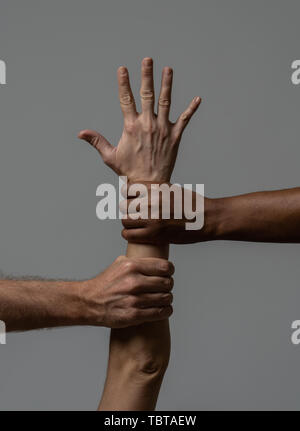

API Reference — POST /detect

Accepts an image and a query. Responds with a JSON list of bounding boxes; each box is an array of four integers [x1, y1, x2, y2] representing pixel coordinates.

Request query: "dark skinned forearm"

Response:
[[210, 187, 300, 243]]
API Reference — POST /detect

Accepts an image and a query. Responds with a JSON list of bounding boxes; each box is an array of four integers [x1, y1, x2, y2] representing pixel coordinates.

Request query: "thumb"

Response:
[[78, 129, 115, 168]]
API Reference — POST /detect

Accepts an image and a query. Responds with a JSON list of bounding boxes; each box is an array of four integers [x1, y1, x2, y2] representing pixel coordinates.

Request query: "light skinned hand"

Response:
[[80, 255, 174, 328], [78, 57, 201, 183]]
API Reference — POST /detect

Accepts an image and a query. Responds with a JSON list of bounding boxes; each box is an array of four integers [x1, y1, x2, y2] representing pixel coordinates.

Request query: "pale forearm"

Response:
[[83, 57, 193, 410], [0, 278, 84, 331], [0, 255, 174, 333], [99, 243, 171, 411]]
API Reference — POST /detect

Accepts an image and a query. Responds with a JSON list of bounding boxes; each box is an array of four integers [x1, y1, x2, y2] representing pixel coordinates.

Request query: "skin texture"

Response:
[[0, 256, 174, 331], [100, 243, 173, 411], [82, 255, 174, 328], [78, 62, 200, 183], [121, 186, 300, 244], [79, 57, 201, 410]]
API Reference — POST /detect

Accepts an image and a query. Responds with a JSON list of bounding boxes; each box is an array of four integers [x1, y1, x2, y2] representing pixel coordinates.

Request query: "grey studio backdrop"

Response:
[[0, 0, 300, 410]]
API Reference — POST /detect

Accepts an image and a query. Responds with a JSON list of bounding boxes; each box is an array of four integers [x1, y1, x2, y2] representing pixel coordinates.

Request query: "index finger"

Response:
[[133, 257, 175, 276], [118, 66, 137, 121]]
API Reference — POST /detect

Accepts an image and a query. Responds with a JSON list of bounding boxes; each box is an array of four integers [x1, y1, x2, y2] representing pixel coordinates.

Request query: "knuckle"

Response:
[[124, 121, 136, 134], [180, 112, 189, 122], [142, 121, 155, 134], [159, 261, 170, 272], [167, 261, 175, 274], [162, 292, 173, 305], [158, 97, 170, 107], [127, 274, 140, 291], [158, 305, 173, 318], [140, 90, 154, 101], [164, 277, 171, 286], [167, 305, 173, 316], [169, 276, 174, 289], [130, 309, 140, 321], [166, 277, 174, 291], [90, 135, 100, 149], [160, 260, 174, 274], [123, 260, 136, 273], [116, 255, 126, 263], [162, 278, 172, 292], [156, 307, 166, 317], [120, 94, 133, 106], [127, 295, 138, 308], [121, 216, 130, 227], [121, 228, 129, 239], [124, 275, 133, 290]]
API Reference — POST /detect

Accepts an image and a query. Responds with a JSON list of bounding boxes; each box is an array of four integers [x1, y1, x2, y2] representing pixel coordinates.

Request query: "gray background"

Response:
[[0, 0, 300, 410]]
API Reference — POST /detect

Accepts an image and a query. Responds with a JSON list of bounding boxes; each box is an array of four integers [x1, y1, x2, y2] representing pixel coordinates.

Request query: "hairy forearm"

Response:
[[209, 187, 300, 243], [0, 278, 84, 331], [99, 243, 170, 411]]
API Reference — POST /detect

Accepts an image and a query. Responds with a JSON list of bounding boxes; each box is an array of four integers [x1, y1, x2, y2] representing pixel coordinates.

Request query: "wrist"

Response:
[[74, 278, 106, 326], [210, 197, 236, 240], [60, 281, 92, 326], [33, 280, 90, 328], [198, 197, 229, 241], [128, 175, 171, 184]]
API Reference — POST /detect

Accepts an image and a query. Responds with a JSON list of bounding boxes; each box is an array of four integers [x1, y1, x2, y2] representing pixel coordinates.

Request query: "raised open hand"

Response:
[[79, 57, 201, 183]]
